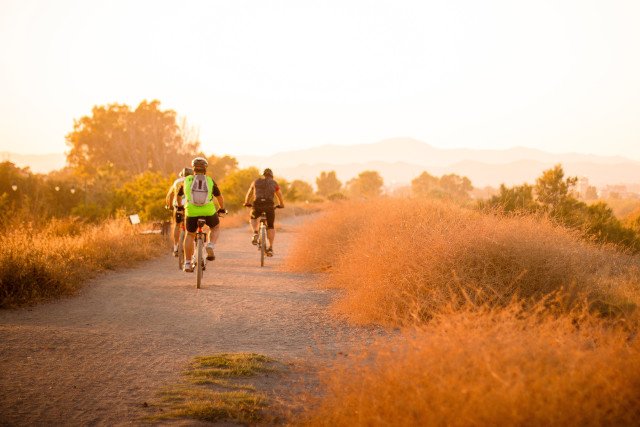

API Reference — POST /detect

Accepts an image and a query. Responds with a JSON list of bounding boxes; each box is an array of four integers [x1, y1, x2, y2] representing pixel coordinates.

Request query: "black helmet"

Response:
[[263, 168, 273, 177], [179, 167, 194, 178], [191, 157, 208, 169]]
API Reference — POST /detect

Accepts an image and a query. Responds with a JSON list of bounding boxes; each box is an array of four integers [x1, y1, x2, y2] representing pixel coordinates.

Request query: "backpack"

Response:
[[254, 178, 277, 202], [190, 175, 210, 206]]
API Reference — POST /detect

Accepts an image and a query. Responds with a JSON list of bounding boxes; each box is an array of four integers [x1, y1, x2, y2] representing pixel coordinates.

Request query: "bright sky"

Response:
[[1, 0, 639, 159]]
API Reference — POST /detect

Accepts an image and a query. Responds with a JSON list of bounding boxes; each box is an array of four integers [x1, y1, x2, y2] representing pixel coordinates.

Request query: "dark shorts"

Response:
[[186, 214, 219, 233], [174, 206, 185, 224], [251, 203, 275, 229]]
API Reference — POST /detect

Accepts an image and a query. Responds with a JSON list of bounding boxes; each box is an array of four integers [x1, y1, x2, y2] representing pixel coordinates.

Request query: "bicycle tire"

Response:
[[177, 229, 185, 270], [196, 237, 203, 289], [260, 225, 266, 267]]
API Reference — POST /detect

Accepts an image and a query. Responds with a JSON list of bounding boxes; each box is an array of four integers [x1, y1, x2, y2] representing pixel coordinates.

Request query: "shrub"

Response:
[[0, 218, 164, 307], [286, 199, 640, 325], [301, 304, 640, 426]]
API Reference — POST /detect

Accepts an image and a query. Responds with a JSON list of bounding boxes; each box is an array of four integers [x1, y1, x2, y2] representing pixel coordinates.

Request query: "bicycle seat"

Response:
[[197, 219, 206, 228]]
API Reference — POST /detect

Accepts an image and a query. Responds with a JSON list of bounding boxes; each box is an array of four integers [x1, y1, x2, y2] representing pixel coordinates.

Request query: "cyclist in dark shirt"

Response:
[[243, 168, 284, 256]]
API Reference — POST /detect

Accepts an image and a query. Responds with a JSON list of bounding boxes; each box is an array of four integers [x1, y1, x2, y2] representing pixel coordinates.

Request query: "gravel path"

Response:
[[0, 216, 366, 426]]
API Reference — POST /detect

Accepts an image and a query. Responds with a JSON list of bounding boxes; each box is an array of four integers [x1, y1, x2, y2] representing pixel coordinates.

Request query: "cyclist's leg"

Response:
[[173, 208, 184, 252], [184, 216, 198, 267], [204, 215, 220, 260], [266, 207, 276, 249], [249, 206, 260, 243]]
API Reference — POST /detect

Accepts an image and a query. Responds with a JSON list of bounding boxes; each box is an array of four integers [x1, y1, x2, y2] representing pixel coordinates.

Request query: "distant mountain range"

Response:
[[238, 138, 640, 188], [3, 138, 639, 188]]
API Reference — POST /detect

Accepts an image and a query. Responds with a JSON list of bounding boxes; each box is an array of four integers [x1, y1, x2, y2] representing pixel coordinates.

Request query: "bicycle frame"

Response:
[[194, 219, 207, 289]]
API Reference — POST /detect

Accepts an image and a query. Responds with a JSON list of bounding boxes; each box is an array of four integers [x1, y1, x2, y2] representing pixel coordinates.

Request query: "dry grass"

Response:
[[300, 303, 640, 426], [0, 218, 164, 307], [286, 199, 640, 325]]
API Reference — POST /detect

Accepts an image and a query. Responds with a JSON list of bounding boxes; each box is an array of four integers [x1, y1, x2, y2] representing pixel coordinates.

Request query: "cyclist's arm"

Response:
[[165, 186, 175, 207], [212, 183, 225, 211], [244, 182, 255, 205], [275, 189, 284, 207]]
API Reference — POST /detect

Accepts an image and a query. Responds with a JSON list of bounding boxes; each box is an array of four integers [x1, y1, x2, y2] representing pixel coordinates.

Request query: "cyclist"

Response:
[[183, 157, 227, 273], [165, 167, 194, 257], [243, 168, 284, 256]]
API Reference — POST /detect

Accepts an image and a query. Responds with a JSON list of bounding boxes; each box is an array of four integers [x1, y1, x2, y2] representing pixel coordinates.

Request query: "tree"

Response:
[[219, 167, 260, 210], [66, 100, 199, 176], [289, 179, 314, 202], [412, 171, 473, 201], [207, 155, 238, 181], [347, 170, 384, 198], [535, 164, 577, 209], [114, 171, 173, 221], [483, 184, 539, 213], [316, 171, 342, 197]]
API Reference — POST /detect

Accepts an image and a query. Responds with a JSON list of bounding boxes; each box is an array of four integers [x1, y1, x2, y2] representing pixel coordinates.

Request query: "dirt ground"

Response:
[[0, 216, 372, 426]]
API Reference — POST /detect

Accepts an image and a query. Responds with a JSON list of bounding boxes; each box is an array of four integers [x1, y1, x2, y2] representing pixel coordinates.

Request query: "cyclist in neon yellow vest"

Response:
[[182, 157, 226, 273]]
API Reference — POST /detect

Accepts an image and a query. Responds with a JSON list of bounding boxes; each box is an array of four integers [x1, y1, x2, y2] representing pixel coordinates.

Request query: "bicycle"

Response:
[[193, 218, 207, 289], [175, 208, 186, 270], [246, 204, 283, 267]]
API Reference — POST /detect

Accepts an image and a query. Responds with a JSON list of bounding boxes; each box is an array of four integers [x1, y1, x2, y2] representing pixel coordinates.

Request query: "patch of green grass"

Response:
[[146, 353, 278, 424]]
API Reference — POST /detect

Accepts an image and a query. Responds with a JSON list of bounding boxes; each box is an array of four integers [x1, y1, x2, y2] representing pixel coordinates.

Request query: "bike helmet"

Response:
[[179, 167, 194, 177], [263, 168, 273, 177], [191, 157, 208, 169]]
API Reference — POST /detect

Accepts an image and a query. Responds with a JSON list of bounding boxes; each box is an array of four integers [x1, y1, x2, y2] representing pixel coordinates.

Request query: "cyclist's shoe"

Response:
[[251, 233, 259, 246], [206, 245, 215, 261], [183, 261, 194, 273], [173, 249, 179, 257], [266, 247, 274, 257]]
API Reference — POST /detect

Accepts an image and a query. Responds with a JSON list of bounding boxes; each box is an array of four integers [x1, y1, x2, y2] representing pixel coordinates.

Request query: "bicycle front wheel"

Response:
[[196, 237, 203, 289]]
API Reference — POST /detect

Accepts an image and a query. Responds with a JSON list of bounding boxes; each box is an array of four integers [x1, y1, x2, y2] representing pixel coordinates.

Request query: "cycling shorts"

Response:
[[174, 206, 185, 224], [186, 214, 219, 233], [250, 202, 275, 229]]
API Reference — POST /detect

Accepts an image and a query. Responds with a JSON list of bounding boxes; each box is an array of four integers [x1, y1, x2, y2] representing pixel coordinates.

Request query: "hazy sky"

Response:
[[1, 0, 639, 159]]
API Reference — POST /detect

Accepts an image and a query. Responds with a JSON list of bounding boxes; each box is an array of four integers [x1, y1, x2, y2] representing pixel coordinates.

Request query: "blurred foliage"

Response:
[[66, 100, 199, 176], [316, 171, 342, 197], [219, 167, 260, 211], [347, 170, 384, 198], [114, 171, 174, 221], [480, 164, 640, 252], [411, 171, 473, 201]]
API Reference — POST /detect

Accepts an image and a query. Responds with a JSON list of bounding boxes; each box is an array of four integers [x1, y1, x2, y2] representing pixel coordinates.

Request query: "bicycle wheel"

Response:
[[260, 225, 267, 267], [177, 229, 185, 270], [196, 236, 203, 289]]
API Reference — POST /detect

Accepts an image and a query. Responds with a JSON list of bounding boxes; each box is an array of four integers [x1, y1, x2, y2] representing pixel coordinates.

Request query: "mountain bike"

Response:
[[193, 218, 207, 289], [247, 204, 283, 267]]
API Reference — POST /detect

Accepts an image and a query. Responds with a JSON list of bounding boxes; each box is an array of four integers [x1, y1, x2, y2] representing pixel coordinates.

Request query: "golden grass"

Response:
[[286, 199, 640, 325], [0, 218, 164, 307], [300, 303, 640, 426], [148, 353, 277, 424]]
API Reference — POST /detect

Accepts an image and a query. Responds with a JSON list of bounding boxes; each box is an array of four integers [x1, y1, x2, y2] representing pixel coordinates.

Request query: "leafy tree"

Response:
[[535, 164, 577, 209], [289, 179, 314, 202], [347, 170, 384, 198], [114, 171, 173, 221], [412, 171, 473, 201], [483, 184, 539, 213], [66, 100, 199, 176], [316, 171, 342, 197], [207, 155, 238, 181], [219, 167, 260, 211]]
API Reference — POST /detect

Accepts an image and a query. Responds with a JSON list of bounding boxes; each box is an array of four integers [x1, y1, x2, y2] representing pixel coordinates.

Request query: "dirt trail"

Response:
[[0, 216, 367, 426]]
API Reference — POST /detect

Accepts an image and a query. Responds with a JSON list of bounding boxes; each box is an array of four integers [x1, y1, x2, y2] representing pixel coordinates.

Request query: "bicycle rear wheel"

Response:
[[196, 237, 203, 288], [260, 225, 267, 267]]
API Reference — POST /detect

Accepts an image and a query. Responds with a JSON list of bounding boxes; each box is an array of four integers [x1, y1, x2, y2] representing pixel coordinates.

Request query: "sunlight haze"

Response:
[[1, 0, 639, 159]]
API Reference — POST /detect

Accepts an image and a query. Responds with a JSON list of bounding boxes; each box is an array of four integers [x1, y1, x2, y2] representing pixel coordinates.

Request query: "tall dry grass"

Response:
[[301, 303, 640, 426], [0, 218, 164, 307], [286, 199, 640, 325]]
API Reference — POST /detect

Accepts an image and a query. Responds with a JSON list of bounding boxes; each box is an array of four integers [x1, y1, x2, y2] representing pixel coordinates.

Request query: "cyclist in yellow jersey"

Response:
[[183, 157, 226, 273]]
